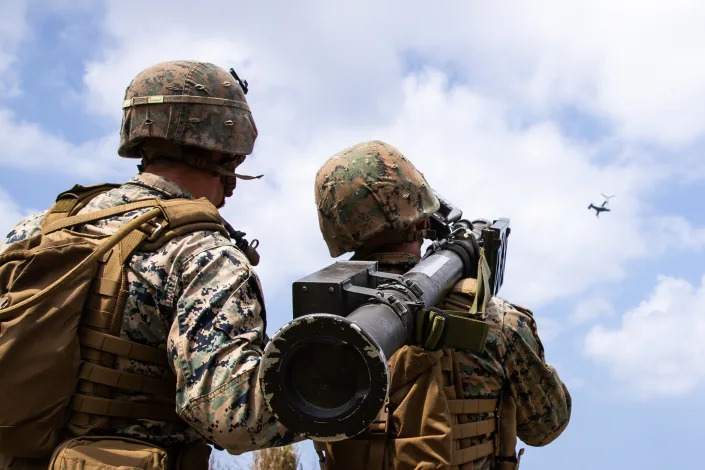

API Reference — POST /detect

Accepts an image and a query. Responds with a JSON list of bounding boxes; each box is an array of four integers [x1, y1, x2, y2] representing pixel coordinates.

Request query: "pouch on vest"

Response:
[[0, 185, 228, 458], [48, 436, 169, 470]]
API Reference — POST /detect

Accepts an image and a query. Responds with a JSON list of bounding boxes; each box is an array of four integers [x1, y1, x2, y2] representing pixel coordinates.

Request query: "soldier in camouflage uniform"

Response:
[[0, 61, 292, 468], [314, 141, 571, 469]]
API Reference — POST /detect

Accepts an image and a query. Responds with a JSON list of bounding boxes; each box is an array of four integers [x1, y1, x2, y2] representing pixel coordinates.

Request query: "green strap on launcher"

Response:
[[414, 309, 489, 352], [414, 248, 493, 352]]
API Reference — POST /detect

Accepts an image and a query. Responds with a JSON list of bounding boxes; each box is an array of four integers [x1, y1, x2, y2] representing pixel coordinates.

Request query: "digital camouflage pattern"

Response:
[[315, 140, 440, 257], [118, 61, 257, 159], [0, 173, 293, 454]]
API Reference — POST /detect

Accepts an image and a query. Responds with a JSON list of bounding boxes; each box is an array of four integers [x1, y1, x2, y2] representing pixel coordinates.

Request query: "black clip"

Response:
[[229, 68, 249, 95]]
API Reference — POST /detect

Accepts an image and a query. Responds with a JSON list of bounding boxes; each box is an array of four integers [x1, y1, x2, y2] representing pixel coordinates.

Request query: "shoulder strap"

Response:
[[42, 199, 163, 235], [42, 183, 120, 230], [414, 309, 488, 352], [0, 207, 163, 318]]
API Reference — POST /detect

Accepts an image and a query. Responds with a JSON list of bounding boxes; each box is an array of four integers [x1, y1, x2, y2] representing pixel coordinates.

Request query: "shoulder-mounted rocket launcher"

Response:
[[259, 194, 510, 441]]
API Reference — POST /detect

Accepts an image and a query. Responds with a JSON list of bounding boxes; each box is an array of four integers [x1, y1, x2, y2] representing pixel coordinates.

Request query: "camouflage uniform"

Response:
[[0, 172, 293, 454], [315, 141, 571, 469], [366, 252, 571, 469]]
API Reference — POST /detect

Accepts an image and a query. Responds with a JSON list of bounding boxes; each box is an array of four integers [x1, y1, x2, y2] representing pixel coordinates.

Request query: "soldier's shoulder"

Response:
[[485, 296, 544, 355], [485, 297, 537, 335], [143, 227, 241, 265], [1, 210, 47, 250]]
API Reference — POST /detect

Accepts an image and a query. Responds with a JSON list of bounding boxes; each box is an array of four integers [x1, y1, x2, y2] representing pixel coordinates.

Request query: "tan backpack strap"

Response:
[[70, 394, 181, 422], [78, 361, 175, 397], [42, 183, 120, 229], [41, 199, 163, 235], [79, 329, 169, 367], [158, 198, 221, 226], [0, 208, 162, 318], [496, 394, 524, 469], [365, 398, 389, 470], [139, 222, 229, 252]]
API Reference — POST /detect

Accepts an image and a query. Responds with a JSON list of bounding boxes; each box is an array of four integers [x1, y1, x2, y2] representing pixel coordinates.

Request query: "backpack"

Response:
[[0, 184, 228, 458]]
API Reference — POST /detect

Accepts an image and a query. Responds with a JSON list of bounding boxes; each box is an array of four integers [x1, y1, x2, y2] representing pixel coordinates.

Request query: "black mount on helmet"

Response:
[[229, 68, 249, 95]]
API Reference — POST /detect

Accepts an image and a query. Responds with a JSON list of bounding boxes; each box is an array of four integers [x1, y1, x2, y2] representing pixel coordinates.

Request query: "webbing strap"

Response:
[[367, 438, 386, 470], [470, 248, 491, 314], [90, 277, 122, 297], [42, 199, 162, 234], [82, 309, 113, 329], [444, 313, 488, 353], [138, 222, 229, 252], [442, 296, 473, 311], [0, 208, 163, 317], [450, 441, 494, 466], [448, 399, 497, 415], [452, 419, 496, 439], [440, 355, 452, 372], [78, 361, 174, 397], [416, 309, 489, 353], [79, 329, 169, 367], [70, 394, 181, 422]]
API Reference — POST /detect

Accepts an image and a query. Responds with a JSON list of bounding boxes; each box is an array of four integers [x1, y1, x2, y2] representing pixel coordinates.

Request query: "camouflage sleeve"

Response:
[[499, 300, 571, 446], [0, 210, 46, 253], [167, 244, 294, 454]]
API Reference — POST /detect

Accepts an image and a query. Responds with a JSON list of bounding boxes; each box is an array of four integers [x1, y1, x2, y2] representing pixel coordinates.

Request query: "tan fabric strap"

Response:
[[367, 438, 386, 470], [70, 394, 181, 422], [82, 308, 113, 329], [42, 199, 162, 234], [79, 329, 169, 367], [448, 398, 497, 415], [0, 209, 162, 319], [50, 198, 78, 213], [442, 297, 473, 311], [450, 440, 494, 466], [440, 355, 452, 372], [90, 277, 122, 297], [78, 361, 174, 397], [452, 419, 496, 440], [139, 222, 229, 252], [122, 94, 251, 113], [157, 198, 222, 227]]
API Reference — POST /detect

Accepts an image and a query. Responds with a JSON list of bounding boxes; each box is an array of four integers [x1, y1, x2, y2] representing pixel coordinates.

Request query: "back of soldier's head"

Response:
[[315, 140, 439, 257]]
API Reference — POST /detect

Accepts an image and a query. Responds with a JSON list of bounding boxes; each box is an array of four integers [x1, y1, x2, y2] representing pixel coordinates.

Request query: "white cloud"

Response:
[[585, 275, 705, 397], [0, 1, 30, 96], [570, 296, 615, 325], [0, 108, 130, 179], [651, 215, 705, 252], [83, 0, 705, 148]]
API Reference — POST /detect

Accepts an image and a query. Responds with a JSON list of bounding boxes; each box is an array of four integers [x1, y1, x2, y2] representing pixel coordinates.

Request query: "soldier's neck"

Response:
[[142, 162, 224, 206], [352, 247, 421, 274]]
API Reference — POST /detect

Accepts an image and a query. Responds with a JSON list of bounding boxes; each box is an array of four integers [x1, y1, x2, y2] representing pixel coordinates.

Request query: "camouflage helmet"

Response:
[[315, 140, 440, 257], [118, 60, 257, 159]]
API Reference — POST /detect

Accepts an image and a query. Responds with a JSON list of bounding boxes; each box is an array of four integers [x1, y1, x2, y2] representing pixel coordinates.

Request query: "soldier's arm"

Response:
[[167, 242, 294, 454], [500, 300, 571, 446], [0, 210, 46, 253]]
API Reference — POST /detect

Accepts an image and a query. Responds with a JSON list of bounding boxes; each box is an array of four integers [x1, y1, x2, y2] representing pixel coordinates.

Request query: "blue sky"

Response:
[[2, 1, 705, 469]]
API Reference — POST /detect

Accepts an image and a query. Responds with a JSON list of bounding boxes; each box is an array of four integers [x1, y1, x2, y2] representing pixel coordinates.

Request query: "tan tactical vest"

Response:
[[319, 277, 522, 470], [0, 184, 226, 469]]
